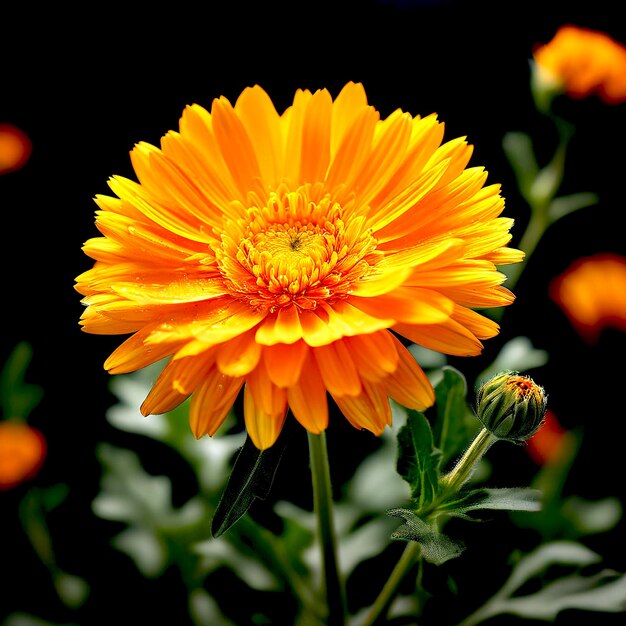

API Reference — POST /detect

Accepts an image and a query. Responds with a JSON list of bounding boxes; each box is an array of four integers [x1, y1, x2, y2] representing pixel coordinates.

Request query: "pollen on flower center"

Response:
[[215, 185, 380, 313], [507, 375, 541, 400]]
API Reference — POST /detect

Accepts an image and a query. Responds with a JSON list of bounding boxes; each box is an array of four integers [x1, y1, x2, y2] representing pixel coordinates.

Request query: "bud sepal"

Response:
[[476, 371, 548, 442]]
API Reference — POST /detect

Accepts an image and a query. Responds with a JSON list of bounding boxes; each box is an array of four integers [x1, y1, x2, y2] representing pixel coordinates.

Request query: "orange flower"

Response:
[[0, 123, 32, 174], [75, 82, 523, 450], [549, 253, 626, 344], [525, 409, 569, 466], [0, 421, 46, 490], [532, 25, 626, 104]]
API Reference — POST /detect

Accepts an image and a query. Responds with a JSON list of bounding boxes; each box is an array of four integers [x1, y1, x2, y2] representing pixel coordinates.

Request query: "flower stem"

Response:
[[308, 431, 346, 626], [361, 541, 422, 626], [440, 428, 497, 492], [501, 210, 549, 295]]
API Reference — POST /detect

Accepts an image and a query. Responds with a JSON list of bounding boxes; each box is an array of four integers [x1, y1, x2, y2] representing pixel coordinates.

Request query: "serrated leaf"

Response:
[[431, 366, 473, 467], [396, 410, 442, 507], [211, 421, 294, 538], [387, 508, 465, 565]]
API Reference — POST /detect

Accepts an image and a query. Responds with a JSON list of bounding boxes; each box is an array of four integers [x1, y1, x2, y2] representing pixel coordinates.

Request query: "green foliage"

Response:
[[0, 341, 43, 421], [390, 366, 543, 565], [396, 409, 442, 508], [387, 508, 464, 565], [512, 427, 623, 540], [430, 366, 474, 469], [460, 541, 626, 625], [212, 422, 294, 538]]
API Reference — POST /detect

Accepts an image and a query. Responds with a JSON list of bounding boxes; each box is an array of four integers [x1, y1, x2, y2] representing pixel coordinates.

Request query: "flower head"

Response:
[[476, 371, 547, 442], [0, 123, 32, 174], [0, 421, 46, 490], [75, 82, 523, 449], [549, 253, 626, 344], [531, 25, 626, 109]]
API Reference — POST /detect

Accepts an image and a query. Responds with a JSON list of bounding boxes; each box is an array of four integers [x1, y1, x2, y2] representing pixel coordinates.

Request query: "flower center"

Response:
[[507, 376, 542, 401], [215, 185, 380, 313]]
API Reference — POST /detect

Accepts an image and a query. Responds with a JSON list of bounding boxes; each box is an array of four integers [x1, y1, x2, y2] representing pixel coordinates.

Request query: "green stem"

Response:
[[361, 542, 422, 626], [441, 428, 497, 492], [502, 210, 549, 294], [229, 515, 322, 621], [308, 431, 346, 626]]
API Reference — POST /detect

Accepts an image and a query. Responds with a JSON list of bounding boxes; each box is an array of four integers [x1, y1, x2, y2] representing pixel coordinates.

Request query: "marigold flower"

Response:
[[549, 253, 626, 344], [75, 82, 523, 450], [0, 123, 32, 174], [532, 25, 626, 105], [0, 421, 46, 490]]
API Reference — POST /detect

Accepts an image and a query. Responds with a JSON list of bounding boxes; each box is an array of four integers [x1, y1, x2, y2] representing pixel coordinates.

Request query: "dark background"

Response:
[[2, 1, 626, 624]]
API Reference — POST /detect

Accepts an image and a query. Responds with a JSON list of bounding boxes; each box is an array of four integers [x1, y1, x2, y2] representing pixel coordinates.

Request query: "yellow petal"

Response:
[[243, 369, 288, 450], [287, 357, 328, 433], [385, 336, 435, 410], [173, 299, 265, 346], [234, 85, 284, 188], [108, 175, 210, 244], [112, 277, 227, 304], [255, 306, 304, 346], [298, 88, 332, 184], [190, 368, 244, 438], [343, 331, 399, 382], [104, 325, 184, 374], [333, 381, 392, 436], [394, 318, 484, 357], [140, 353, 213, 416], [263, 341, 309, 388], [216, 330, 262, 377], [313, 340, 362, 397], [211, 96, 263, 194], [350, 287, 454, 324]]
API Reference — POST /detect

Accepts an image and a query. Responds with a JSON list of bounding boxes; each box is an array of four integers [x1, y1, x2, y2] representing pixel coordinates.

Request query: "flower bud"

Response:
[[476, 371, 547, 442]]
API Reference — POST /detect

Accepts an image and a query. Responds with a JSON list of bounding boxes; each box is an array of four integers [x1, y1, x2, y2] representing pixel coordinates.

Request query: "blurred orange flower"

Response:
[[0, 124, 32, 174], [75, 82, 523, 450], [532, 25, 626, 104], [0, 421, 46, 490], [525, 409, 569, 466], [549, 253, 626, 343]]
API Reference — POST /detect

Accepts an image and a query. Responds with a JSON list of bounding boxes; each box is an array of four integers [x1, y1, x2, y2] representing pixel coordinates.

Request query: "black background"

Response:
[[2, 1, 626, 624]]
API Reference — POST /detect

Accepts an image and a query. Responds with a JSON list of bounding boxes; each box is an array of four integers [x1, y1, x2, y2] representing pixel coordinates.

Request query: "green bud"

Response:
[[530, 59, 562, 114], [476, 371, 548, 442]]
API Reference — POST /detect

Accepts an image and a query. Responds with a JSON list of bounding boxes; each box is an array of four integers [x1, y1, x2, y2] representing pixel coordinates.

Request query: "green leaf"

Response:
[[459, 541, 626, 626], [442, 487, 542, 520], [548, 191, 598, 222], [502, 131, 540, 201], [52, 572, 89, 610], [430, 366, 474, 467], [0, 341, 43, 420], [387, 508, 465, 565], [561, 495, 623, 536], [93, 443, 207, 576], [2, 614, 78, 626], [396, 409, 442, 507], [211, 421, 294, 538]]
